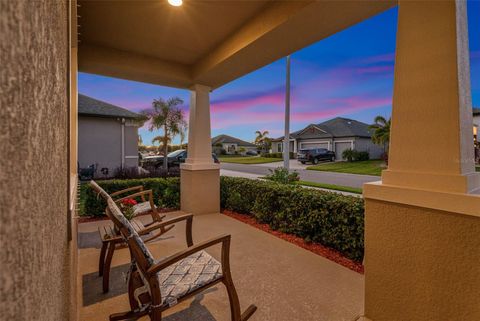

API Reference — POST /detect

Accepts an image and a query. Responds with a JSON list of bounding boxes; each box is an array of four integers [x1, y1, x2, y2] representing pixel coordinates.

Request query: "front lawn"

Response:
[[219, 156, 282, 164], [295, 180, 363, 194], [307, 160, 385, 176]]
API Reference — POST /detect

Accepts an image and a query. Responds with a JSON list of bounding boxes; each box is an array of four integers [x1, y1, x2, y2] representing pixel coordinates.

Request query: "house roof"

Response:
[[78, 94, 142, 119], [212, 134, 256, 147], [273, 117, 373, 141], [473, 107, 480, 116]]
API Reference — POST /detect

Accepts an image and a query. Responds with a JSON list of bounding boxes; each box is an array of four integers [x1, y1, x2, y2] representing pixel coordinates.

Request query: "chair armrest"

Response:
[[115, 190, 154, 208], [147, 234, 231, 276], [111, 185, 145, 200], [139, 214, 193, 246]]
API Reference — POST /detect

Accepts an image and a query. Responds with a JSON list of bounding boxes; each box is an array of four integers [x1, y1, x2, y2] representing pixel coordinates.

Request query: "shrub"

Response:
[[342, 149, 370, 162], [220, 176, 364, 261], [83, 177, 180, 217], [262, 152, 295, 159], [112, 166, 180, 179], [266, 167, 300, 184], [355, 151, 370, 161], [342, 149, 355, 162]]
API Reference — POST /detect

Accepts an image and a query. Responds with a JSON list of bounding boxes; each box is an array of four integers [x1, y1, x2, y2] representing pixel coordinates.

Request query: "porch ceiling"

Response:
[[78, 0, 397, 89]]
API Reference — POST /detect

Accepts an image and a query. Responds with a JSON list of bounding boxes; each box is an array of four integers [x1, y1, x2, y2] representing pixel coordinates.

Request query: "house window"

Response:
[[277, 144, 282, 152]]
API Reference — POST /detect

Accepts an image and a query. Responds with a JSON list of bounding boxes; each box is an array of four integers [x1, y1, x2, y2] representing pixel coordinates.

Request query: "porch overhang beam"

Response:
[[192, 0, 397, 88], [78, 44, 191, 89]]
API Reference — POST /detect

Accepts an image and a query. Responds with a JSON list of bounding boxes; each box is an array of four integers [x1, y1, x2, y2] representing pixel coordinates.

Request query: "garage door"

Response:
[[334, 142, 353, 160], [300, 142, 329, 150]]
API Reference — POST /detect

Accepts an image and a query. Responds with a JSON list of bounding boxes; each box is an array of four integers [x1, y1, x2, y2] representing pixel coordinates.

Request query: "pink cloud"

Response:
[[212, 91, 284, 113], [211, 95, 392, 130]]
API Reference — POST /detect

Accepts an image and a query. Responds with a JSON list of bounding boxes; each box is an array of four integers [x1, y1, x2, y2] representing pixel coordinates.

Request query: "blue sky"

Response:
[[79, 1, 480, 145]]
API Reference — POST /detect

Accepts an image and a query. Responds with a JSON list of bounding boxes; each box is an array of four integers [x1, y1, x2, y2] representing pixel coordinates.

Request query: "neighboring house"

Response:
[[78, 94, 143, 177], [212, 134, 257, 155], [271, 117, 384, 160]]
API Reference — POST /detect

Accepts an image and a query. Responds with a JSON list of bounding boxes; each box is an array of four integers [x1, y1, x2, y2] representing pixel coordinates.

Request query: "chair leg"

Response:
[[149, 306, 162, 321], [99, 242, 108, 277], [109, 309, 148, 321], [223, 279, 242, 321], [240, 305, 258, 321], [103, 241, 116, 293]]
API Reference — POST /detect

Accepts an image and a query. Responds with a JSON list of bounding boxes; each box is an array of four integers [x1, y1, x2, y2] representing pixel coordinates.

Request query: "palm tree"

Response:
[[178, 121, 188, 148], [369, 116, 391, 155], [151, 135, 171, 153], [255, 130, 271, 154], [142, 97, 186, 170]]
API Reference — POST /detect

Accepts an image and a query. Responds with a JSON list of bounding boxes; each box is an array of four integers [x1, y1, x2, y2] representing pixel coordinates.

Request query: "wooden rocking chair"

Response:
[[90, 180, 177, 292], [103, 193, 257, 321]]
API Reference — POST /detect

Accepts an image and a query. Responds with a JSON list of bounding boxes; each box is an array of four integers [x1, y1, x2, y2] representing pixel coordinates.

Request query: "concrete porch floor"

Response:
[[78, 212, 364, 321]]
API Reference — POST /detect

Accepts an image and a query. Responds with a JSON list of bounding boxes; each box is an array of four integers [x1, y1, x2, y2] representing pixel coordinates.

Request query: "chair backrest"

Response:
[[90, 180, 155, 271], [105, 197, 155, 271], [89, 180, 110, 201]]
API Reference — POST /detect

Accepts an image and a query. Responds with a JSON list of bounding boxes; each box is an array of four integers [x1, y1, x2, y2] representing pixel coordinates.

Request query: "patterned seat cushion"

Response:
[[157, 250, 223, 308], [133, 201, 156, 216]]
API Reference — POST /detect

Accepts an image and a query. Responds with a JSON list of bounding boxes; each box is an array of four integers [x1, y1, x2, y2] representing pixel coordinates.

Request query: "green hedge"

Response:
[[262, 152, 295, 159], [220, 176, 364, 261], [82, 177, 180, 217], [81, 176, 364, 261]]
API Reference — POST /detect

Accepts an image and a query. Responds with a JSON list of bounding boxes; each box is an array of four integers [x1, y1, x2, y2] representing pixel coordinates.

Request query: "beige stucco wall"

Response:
[[0, 1, 71, 320], [365, 199, 480, 321]]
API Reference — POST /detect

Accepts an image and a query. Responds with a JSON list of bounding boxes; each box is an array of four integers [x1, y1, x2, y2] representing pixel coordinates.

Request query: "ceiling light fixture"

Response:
[[168, 0, 183, 6]]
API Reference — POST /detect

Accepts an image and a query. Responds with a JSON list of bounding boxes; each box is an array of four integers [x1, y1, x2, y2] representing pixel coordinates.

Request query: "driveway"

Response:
[[220, 162, 379, 188]]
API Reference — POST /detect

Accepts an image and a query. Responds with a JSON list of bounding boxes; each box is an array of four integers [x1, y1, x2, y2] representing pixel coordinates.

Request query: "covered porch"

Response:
[[71, 0, 480, 320], [78, 212, 364, 321], [2, 0, 480, 321]]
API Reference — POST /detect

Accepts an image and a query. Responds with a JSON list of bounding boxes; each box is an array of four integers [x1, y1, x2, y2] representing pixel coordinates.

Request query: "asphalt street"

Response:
[[220, 162, 379, 188]]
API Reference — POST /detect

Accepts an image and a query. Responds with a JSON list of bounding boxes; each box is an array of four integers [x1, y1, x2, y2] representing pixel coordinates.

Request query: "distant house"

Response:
[[78, 94, 143, 177], [271, 117, 384, 160], [212, 134, 257, 155]]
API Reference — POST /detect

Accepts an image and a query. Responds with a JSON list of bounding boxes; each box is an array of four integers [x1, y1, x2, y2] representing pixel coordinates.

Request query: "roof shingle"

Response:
[[78, 94, 142, 119], [211, 134, 256, 147]]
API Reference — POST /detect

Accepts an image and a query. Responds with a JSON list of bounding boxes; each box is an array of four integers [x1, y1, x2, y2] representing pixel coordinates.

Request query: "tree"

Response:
[[255, 130, 271, 154], [141, 97, 186, 170], [178, 121, 188, 148], [369, 115, 391, 155]]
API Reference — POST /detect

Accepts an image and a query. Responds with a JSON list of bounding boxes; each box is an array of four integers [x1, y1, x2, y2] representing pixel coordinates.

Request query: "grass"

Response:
[[79, 182, 87, 216], [307, 160, 385, 176], [219, 156, 282, 164], [295, 180, 363, 194], [477, 166, 480, 172]]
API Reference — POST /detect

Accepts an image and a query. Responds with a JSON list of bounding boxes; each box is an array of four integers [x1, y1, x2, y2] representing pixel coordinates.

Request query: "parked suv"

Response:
[[143, 149, 220, 168], [297, 148, 335, 164]]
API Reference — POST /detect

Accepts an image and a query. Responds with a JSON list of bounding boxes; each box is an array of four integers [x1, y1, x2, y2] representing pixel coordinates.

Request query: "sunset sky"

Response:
[[79, 2, 480, 145]]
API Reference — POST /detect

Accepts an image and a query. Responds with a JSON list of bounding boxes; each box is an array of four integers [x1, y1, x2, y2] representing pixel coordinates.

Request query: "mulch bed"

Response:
[[77, 208, 177, 223], [222, 210, 364, 274]]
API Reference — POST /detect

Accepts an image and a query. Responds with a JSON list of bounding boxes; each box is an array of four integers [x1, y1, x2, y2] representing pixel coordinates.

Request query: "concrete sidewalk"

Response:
[[221, 163, 379, 188], [220, 169, 362, 197]]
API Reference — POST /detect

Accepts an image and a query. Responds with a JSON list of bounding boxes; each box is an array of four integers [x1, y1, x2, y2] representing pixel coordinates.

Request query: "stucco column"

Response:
[[364, 1, 480, 321], [180, 84, 220, 214]]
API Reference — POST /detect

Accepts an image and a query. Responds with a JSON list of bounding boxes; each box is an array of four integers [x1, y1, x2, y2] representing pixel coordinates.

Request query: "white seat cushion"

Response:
[[132, 201, 156, 216], [157, 250, 222, 307]]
